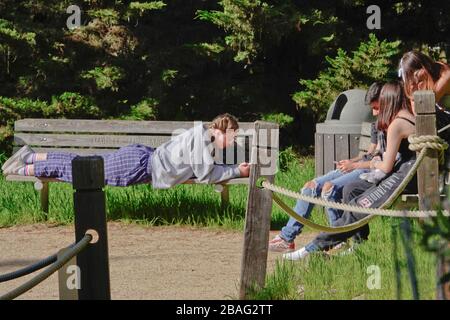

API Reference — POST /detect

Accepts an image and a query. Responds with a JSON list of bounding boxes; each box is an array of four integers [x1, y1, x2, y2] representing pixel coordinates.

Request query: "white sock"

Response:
[[17, 167, 26, 175], [17, 165, 31, 176]]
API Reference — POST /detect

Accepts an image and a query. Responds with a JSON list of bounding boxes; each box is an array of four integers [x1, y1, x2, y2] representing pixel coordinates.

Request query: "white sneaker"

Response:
[[332, 242, 346, 251], [2, 145, 33, 172], [2, 159, 25, 175], [282, 247, 310, 261], [338, 243, 358, 257]]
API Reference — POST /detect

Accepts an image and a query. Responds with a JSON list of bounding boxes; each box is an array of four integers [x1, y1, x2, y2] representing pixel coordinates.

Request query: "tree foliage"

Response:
[[0, 0, 449, 152], [293, 34, 401, 121]]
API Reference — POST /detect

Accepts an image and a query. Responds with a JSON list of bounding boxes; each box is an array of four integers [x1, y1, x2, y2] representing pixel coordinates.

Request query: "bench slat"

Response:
[[5, 175, 250, 185], [360, 122, 373, 137], [15, 119, 256, 134], [14, 146, 248, 165], [15, 133, 172, 148], [13, 147, 118, 155], [358, 136, 372, 152]]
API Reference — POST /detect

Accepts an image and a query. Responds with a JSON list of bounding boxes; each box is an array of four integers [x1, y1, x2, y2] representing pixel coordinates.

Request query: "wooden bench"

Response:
[[315, 121, 374, 176], [5, 118, 270, 213]]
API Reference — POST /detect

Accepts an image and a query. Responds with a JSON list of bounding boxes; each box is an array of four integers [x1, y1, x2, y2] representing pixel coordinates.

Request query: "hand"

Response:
[[238, 162, 250, 177], [337, 160, 355, 173], [370, 156, 381, 169]]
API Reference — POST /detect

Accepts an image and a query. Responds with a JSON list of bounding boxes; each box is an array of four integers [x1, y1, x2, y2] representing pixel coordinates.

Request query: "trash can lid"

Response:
[[326, 89, 375, 123]]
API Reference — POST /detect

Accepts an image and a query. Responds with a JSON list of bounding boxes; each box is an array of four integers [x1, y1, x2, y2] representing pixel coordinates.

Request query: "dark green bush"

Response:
[[43, 92, 101, 119], [293, 34, 401, 121]]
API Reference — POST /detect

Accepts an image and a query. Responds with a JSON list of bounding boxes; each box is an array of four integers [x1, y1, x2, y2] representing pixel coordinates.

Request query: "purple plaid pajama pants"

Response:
[[34, 144, 154, 186]]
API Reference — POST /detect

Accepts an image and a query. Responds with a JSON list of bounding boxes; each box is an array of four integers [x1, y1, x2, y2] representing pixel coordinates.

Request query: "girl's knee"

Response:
[[301, 180, 318, 196], [321, 182, 335, 200], [303, 180, 316, 189]]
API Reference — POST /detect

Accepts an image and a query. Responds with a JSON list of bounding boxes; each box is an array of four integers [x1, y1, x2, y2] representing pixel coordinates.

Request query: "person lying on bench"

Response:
[[1, 113, 250, 187]]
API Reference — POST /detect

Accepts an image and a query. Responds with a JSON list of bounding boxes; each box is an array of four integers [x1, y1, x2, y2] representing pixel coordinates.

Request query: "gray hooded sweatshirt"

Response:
[[151, 123, 241, 189]]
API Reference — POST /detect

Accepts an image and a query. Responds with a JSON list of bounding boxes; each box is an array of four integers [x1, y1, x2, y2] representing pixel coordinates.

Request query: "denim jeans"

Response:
[[280, 168, 368, 242], [305, 159, 417, 253]]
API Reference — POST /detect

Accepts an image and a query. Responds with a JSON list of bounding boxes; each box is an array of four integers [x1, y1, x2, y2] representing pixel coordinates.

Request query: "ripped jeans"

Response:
[[279, 168, 368, 243]]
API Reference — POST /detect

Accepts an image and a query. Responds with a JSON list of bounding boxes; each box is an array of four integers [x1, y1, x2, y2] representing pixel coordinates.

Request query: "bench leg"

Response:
[[34, 181, 49, 218], [220, 185, 230, 208], [40, 182, 49, 216], [214, 184, 230, 208]]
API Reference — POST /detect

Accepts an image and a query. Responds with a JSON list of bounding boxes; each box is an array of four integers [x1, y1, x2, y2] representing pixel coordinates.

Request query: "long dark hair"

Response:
[[399, 51, 447, 100], [377, 81, 412, 131]]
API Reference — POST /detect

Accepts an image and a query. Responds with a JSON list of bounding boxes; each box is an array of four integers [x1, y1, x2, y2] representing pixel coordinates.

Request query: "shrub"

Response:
[[121, 98, 159, 120], [292, 34, 401, 121], [44, 92, 101, 119], [262, 112, 294, 129]]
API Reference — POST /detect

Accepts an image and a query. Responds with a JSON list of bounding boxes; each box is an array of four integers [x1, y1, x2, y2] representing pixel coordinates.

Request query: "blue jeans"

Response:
[[280, 168, 368, 242]]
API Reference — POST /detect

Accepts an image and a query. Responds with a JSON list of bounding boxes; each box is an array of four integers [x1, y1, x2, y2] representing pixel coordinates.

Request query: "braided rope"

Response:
[[408, 134, 448, 164], [261, 135, 449, 233]]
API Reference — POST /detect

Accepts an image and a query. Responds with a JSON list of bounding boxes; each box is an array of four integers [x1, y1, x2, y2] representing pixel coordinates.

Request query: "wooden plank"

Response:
[[349, 134, 361, 159], [15, 119, 255, 134], [358, 136, 372, 152], [15, 133, 171, 148], [245, 121, 278, 148], [13, 147, 118, 156], [13, 145, 251, 161], [335, 134, 349, 162], [414, 91, 440, 211], [315, 133, 324, 177], [58, 247, 79, 300], [258, 147, 278, 176], [6, 174, 250, 185], [360, 122, 373, 137], [323, 134, 335, 174], [239, 121, 277, 299], [235, 136, 248, 164], [185, 177, 250, 185]]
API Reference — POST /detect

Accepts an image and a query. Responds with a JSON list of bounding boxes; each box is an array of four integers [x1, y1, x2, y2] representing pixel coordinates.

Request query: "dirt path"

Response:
[[0, 223, 315, 300]]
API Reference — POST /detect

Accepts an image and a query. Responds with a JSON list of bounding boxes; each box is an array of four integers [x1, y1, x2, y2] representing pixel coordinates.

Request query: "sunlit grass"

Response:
[[0, 156, 437, 299]]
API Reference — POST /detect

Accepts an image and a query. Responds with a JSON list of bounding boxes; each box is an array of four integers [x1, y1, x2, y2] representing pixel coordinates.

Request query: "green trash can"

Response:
[[315, 89, 375, 177]]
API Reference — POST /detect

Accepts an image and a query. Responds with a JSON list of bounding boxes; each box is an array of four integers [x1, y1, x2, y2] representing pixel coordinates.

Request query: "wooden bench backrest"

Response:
[[13, 119, 256, 164], [359, 121, 374, 154]]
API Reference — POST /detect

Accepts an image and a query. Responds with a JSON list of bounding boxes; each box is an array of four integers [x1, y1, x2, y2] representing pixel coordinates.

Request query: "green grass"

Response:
[[0, 156, 438, 299], [0, 157, 316, 230], [249, 217, 437, 300]]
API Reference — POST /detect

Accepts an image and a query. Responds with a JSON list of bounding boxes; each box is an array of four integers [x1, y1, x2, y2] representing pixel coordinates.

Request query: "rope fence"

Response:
[[259, 134, 449, 234], [0, 233, 92, 300], [0, 253, 57, 283]]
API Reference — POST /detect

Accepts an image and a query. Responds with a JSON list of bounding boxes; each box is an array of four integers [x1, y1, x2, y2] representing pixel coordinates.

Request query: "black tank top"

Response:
[[396, 117, 416, 161]]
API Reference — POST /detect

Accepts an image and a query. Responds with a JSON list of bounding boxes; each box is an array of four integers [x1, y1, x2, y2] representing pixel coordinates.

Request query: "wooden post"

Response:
[[57, 247, 79, 300], [414, 91, 449, 300], [414, 91, 440, 210], [72, 156, 111, 300], [239, 121, 278, 299]]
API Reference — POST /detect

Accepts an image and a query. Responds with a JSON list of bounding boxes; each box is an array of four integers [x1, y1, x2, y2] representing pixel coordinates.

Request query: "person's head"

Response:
[[399, 50, 443, 100], [365, 82, 383, 116], [208, 113, 239, 149], [377, 81, 411, 131]]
